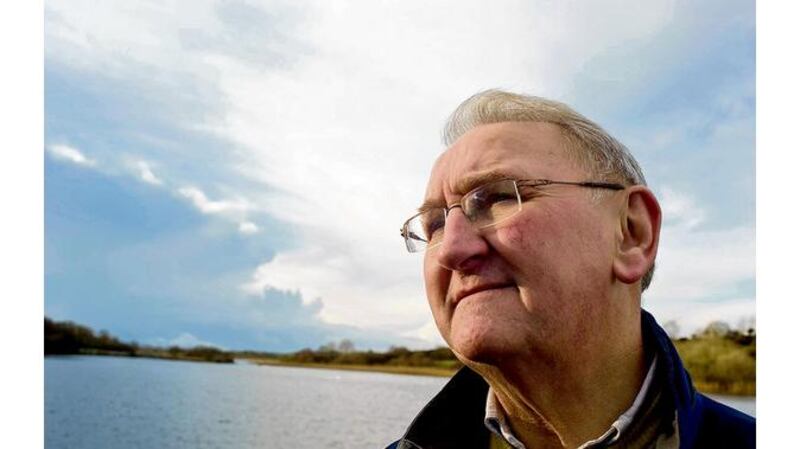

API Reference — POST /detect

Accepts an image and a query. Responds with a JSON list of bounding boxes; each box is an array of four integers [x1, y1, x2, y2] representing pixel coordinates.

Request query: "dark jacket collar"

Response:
[[395, 365, 490, 449], [639, 310, 700, 445]]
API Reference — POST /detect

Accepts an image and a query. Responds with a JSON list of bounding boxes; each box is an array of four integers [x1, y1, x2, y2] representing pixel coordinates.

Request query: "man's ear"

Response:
[[612, 186, 661, 285]]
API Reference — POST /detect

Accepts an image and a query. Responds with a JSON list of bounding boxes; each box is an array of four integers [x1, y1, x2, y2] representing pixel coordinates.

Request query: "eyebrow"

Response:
[[417, 169, 516, 213]]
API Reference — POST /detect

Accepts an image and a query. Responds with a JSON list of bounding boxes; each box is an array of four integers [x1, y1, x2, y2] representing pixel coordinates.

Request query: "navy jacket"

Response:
[[387, 310, 755, 449]]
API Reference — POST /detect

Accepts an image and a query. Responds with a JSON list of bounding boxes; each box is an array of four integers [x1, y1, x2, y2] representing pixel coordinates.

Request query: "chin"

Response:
[[446, 315, 512, 365]]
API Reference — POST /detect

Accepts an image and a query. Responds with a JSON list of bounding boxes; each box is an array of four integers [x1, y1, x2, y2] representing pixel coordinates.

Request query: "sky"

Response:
[[43, 0, 755, 352]]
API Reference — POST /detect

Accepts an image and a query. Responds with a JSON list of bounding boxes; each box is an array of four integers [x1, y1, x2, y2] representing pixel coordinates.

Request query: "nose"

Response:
[[433, 207, 489, 273]]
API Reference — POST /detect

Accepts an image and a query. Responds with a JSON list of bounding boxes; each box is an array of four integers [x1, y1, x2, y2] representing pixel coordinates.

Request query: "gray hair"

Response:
[[442, 89, 655, 291]]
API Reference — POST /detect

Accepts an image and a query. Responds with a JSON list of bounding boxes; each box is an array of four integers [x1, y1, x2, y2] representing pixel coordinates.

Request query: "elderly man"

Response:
[[389, 91, 755, 449]]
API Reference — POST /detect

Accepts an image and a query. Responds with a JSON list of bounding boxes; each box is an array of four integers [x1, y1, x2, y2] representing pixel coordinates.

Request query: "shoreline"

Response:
[[45, 348, 234, 364], [46, 353, 755, 397], [242, 357, 456, 378], [243, 357, 756, 396]]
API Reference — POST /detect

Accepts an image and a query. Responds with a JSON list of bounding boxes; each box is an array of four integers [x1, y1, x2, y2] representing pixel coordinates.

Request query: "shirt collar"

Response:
[[484, 355, 658, 449]]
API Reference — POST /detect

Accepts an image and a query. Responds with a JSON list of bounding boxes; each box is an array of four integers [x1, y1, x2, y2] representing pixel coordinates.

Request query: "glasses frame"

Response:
[[400, 178, 626, 253]]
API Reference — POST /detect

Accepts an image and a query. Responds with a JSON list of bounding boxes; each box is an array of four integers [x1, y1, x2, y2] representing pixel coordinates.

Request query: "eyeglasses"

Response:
[[400, 179, 625, 253]]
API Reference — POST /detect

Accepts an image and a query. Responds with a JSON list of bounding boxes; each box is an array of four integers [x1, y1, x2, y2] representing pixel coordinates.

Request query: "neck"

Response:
[[475, 307, 646, 449]]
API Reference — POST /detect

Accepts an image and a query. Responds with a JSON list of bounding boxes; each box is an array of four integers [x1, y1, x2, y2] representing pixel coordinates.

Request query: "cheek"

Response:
[[423, 254, 452, 319], [495, 207, 613, 306], [499, 209, 565, 269], [502, 205, 611, 270], [496, 213, 571, 308]]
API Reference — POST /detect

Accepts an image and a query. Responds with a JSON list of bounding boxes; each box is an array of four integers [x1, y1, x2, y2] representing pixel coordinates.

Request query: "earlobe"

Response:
[[612, 187, 661, 285]]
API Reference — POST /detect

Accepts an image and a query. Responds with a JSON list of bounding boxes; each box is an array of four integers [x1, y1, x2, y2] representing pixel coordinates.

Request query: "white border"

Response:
[[757, 1, 800, 446], [0, 1, 44, 447]]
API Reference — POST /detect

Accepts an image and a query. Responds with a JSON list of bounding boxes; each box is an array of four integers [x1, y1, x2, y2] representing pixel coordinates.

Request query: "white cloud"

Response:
[[242, 244, 430, 329], [177, 186, 251, 216], [135, 161, 162, 185], [164, 332, 222, 349], [46, 144, 96, 167], [643, 188, 754, 334], [648, 225, 754, 302], [215, 1, 707, 332], [402, 319, 447, 347], [658, 186, 707, 229], [44, 0, 754, 344], [177, 185, 260, 235], [238, 221, 259, 234]]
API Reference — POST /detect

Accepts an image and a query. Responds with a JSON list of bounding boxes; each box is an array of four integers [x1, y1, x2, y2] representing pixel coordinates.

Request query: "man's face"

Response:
[[422, 122, 624, 365]]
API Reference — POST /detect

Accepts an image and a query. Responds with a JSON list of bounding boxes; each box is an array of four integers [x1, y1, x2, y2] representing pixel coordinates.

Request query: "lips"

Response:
[[452, 282, 516, 305]]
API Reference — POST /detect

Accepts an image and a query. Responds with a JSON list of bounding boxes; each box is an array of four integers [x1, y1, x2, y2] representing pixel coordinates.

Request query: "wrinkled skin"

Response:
[[422, 121, 628, 367]]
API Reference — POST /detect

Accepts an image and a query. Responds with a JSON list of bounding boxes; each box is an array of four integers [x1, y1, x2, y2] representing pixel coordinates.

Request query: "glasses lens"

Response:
[[404, 209, 445, 252], [464, 179, 521, 228], [402, 180, 522, 253]]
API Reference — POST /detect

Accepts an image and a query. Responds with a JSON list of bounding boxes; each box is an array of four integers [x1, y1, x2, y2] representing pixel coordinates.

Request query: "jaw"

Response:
[[439, 287, 534, 365]]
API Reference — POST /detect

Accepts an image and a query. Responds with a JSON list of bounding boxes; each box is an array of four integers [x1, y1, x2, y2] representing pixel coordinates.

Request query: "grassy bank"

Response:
[[246, 357, 456, 377], [244, 357, 753, 396]]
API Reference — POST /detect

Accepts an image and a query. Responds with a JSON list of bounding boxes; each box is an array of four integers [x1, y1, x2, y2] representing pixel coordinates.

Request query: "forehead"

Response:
[[424, 122, 582, 204]]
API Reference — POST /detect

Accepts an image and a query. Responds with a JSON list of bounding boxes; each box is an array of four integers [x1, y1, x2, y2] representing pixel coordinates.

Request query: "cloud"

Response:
[[177, 186, 251, 216], [150, 332, 223, 349], [176, 185, 263, 236], [657, 186, 707, 230], [647, 223, 754, 301], [402, 320, 446, 347], [217, 0, 743, 339], [212, 1, 749, 341], [645, 187, 754, 304], [642, 187, 754, 335], [46, 144, 96, 167], [238, 221, 259, 234], [234, 288, 437, 350], [242, 244, 429, 330], [135, 161, 162, 185], [44, 0, 754, 347]]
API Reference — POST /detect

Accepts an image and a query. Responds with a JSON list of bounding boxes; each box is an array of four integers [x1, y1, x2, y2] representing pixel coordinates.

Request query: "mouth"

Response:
[[453, 283, 516, 305]]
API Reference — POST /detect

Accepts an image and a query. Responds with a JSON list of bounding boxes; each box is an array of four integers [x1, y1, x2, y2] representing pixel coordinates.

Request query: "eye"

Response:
[[406, 230, 426, 243], [466, 183, 517, 211], [420, 211, 445, 241], [487, 190, 518, 204]]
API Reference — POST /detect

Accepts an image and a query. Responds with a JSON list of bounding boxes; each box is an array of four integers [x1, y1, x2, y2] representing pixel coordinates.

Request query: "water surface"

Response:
[[45, 356, 754, 448], [46, 356, 445, 449]]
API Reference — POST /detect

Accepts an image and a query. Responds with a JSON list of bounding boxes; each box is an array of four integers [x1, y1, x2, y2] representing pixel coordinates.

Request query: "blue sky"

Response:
[[44, 0, 755, 351]]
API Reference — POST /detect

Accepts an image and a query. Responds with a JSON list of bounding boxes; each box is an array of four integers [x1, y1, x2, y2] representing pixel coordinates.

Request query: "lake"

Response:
[[45, 356, 754, 449]]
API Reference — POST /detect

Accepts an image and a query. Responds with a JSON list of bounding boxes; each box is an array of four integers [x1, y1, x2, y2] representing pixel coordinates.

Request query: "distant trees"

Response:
[[317, 339, 356, 353], [182, 346, 233, 363], [45, 317, 134, 355], [337, 339, 355, 353], [44, 317, 233, 363], [737, 316, 756, 336], [698, 320, 731, 339], [280, 341, 462, 370], [675, 320, 756, 395]]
